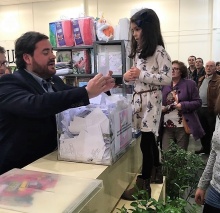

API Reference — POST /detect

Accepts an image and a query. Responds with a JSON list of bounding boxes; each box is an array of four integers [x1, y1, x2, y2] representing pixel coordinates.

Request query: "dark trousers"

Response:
[[197, 107, 216, 153], [140, 131, 160, 179], [203, 203, 220, 213]]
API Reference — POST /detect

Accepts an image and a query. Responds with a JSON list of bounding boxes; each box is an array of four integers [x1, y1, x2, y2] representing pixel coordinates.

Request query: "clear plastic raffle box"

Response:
[[57, 94, 133, 165], [0, 168, 103, 213]]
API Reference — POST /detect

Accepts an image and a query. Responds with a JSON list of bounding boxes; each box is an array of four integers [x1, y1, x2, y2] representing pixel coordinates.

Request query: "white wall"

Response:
[[0, 0, 219, 65], [0, 0, 84, 53]]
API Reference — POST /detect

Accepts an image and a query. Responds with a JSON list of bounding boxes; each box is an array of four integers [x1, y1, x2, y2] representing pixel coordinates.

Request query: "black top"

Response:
[[192, 67, 205, 84], [0, 69, 90, 174]]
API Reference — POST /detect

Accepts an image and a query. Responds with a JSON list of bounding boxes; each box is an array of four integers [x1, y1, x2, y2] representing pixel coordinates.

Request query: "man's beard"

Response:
[[32, 59, 54, 79]]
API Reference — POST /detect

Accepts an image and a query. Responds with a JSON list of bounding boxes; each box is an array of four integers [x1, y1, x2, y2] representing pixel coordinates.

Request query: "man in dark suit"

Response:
[[0, 31, 115, 175], [192, 57, 205, 85]]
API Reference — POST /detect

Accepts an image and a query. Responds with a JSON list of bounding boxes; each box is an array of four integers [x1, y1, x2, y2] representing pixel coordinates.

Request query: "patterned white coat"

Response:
[[126, 45, 172, 135]]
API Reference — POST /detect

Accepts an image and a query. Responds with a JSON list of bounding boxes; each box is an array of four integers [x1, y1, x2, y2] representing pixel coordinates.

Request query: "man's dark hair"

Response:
[[129, 8, 164, 59], [196, 57, 203, 64], [188, 55, 196, 60], [172, 60, 188, 78], [0, 46, 6, 54], [15, 31, 49, 69]]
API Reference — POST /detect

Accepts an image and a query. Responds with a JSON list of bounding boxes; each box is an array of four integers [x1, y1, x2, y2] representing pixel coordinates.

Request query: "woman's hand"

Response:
[[174, 103, 182, 110], [162, 106, 168, 112], [195, 188, 206, 205], [124, 69, 136, 82], [130, 66, 141, 78]]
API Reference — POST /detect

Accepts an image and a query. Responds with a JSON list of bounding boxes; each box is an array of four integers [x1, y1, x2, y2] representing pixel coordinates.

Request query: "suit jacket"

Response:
[[0, 69, 90, 174], [198, 73, 220, 113], [162, 78, 205, 140], [192, 67, 205, 85]]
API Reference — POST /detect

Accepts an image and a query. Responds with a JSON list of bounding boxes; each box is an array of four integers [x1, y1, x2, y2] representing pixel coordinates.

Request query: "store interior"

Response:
[[0, 0, 219, 212]]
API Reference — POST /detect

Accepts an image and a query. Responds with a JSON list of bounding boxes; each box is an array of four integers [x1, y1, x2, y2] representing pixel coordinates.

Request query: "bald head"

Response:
[[205, 61, 216, 76]]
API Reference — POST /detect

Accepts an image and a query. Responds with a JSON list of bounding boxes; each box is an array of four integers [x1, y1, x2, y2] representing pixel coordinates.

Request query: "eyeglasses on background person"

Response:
[[0, 61, 9, 68]]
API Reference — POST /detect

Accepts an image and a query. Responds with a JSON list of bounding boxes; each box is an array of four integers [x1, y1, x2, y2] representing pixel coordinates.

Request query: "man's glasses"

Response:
[[0, 61, 9, 68]]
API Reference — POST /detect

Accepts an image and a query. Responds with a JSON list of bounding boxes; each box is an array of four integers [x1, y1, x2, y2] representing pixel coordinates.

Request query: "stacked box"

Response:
[[71, 17, 96, 46], [49, 20, 75, 47]]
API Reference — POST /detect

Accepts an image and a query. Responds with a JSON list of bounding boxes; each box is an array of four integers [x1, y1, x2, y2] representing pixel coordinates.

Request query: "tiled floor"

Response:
[[188, 135, 209, 164]]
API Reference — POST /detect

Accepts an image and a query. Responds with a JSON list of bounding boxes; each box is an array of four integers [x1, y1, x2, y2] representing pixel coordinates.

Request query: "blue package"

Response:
[[55, 21, 66, 46], [49, 22, 57, 47], [72, 19, 83, 45]]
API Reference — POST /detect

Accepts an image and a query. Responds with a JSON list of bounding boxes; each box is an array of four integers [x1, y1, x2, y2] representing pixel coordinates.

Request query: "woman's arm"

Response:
[[181, 80, 202, 113], [139, 47, 172, 86]]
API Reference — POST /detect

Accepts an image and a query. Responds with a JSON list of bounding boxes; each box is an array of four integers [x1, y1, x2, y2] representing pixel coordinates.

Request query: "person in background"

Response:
[[4, 66, 12, 75], [216, 61, 220, 75], [195, 93, 220, 213], [0, 46, 9, 78], [195, 61, 220, 155], [122, 8, 172, 200], [0, 31, 115, 175], [161, 60, 204, 151], [192, 57, 205, 85], [187, 55, 197, 79]]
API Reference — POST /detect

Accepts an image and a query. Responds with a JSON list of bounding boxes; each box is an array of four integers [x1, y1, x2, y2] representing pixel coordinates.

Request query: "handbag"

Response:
[[171, 89, 191, 134], [182, 116, 191, 134]]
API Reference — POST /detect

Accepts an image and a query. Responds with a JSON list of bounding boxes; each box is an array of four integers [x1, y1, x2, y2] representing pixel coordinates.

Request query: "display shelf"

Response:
[[95, 40, 125, 44], [64, 74, 95, 77], [54, 40, 130, 95], [53, 45, 93, 51], [94, 40, 128, 95]]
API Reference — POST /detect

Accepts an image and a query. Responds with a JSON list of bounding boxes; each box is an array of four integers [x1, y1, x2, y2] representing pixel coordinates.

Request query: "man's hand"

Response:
[[195, 188, 206, 205], [86, 71, 115, 99]]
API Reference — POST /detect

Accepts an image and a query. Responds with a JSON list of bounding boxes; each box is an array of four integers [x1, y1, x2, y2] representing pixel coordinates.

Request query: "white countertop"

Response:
[[23, 151, 108, 179]]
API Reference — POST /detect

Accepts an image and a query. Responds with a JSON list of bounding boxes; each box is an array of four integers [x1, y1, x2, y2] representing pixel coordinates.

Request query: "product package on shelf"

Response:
[[71, 17, 96, 46], [77, 78, 91, 87], [72, 49, 91, 74], [56, 51, 72, 63], [55, 51, 73, 76], [0, 168, 102, 213], [49, 20, 75, 48], [57, 94, 133, 165], [98, 52, 122, 76]]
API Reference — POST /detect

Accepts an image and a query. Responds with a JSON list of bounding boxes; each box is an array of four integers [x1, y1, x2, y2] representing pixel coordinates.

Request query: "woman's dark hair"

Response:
[[15, 31, 48, 69], [129, 8, 164, 59], [172, 60, 188, 78], [216, 61, 220, 66]]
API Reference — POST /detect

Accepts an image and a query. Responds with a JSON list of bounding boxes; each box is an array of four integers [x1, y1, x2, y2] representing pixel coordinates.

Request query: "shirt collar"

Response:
[[24, 69, 45, 85], [205, 74, 213, 79], [24, 69, 52, 84]]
